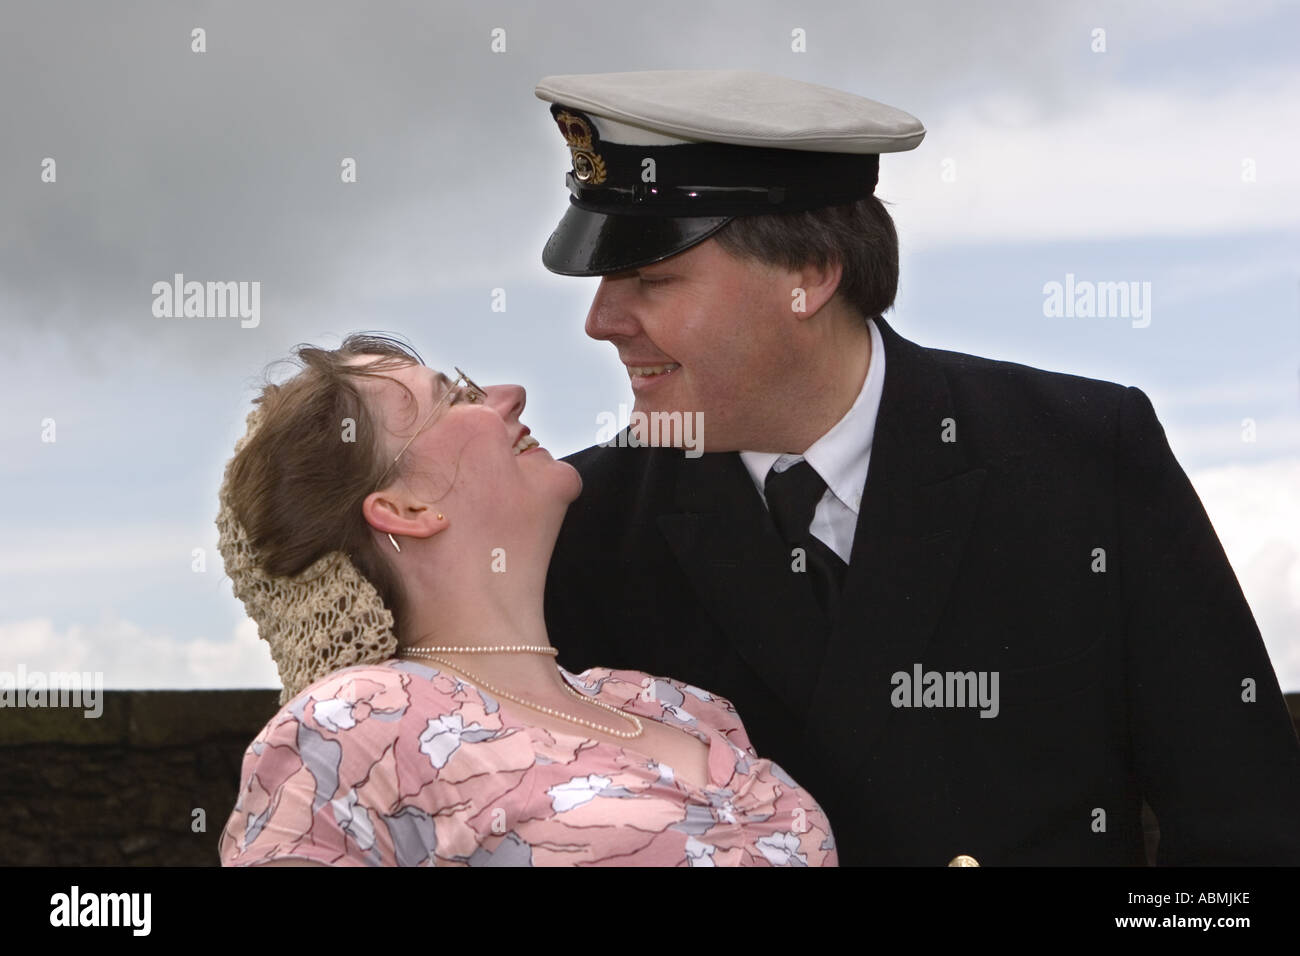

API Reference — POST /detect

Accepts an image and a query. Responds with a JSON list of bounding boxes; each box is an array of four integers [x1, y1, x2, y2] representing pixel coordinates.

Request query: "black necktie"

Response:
[[764, 461, 848, 622]]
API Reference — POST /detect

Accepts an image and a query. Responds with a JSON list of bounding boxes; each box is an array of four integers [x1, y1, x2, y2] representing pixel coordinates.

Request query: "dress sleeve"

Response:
[[218, 667, 438, 867]]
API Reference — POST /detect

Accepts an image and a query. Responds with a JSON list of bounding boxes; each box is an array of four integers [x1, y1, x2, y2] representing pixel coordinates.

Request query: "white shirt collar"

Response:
[[739, 318, 886, 514]]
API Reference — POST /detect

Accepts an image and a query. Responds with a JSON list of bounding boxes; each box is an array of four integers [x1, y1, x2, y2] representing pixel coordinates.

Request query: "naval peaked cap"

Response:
[[536, 70, 925, 275]]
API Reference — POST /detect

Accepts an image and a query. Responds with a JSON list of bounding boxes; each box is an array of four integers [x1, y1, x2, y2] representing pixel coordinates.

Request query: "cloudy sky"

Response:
[[2, 0, 1297, 693]]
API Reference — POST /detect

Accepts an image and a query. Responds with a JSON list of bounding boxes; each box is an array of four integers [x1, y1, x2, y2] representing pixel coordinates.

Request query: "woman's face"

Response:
[[363, 359, 582, 536]]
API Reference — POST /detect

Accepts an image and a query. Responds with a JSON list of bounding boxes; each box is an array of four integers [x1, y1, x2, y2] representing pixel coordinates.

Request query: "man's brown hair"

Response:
[[711, 196, 899, 323]]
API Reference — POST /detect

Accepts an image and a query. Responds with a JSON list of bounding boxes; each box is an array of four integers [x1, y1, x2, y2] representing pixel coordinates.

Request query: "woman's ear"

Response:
[[362, 490, 443, 541]]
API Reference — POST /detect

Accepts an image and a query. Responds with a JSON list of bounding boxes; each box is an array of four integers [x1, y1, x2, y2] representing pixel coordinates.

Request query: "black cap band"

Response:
[[552, 105, 880, 218]]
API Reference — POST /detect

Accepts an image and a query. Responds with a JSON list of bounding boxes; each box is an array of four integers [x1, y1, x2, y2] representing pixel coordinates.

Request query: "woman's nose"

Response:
[[488, 383, 525, 423]]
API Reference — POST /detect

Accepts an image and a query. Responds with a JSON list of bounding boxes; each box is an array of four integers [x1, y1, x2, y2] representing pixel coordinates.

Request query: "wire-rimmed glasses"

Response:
[[373, 366, 487, 491]]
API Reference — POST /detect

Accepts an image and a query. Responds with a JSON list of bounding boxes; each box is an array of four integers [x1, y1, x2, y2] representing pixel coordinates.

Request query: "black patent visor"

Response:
[[542, 202, 732, 277]]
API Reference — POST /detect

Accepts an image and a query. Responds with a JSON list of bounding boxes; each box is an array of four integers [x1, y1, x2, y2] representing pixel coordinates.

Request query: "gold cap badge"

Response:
[[554, 109, 607, 185]]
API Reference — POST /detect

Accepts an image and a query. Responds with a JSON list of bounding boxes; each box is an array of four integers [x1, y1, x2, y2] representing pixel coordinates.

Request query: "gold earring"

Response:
[[437, 513, 444, 520], [387, 533, 401, 553]]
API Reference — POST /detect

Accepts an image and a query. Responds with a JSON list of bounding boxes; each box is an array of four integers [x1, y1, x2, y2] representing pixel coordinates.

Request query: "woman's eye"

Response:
[[639, 275, 672, 286]]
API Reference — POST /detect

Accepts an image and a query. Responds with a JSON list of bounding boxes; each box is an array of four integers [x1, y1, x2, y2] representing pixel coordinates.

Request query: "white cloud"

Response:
[[0, 615, 280, 690], [1187, 458, 1300, 693], [1164, 418, 1300, 471], [890, 68, 1300, 246]]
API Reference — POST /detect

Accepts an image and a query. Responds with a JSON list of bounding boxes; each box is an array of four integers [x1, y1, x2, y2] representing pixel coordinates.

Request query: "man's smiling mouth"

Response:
[[625, 362, 681, 384]]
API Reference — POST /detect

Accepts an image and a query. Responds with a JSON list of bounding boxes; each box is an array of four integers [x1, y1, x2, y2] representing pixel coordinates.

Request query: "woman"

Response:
[[217, 334, 836, 866]]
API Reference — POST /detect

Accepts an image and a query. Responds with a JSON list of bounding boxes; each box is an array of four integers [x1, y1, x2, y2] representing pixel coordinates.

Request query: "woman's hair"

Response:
[[223, 333, 423, 636], [711, 195, 899, 324]]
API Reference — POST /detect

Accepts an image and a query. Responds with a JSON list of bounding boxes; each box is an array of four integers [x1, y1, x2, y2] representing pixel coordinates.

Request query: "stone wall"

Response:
[[1, 690, 279, 866], [2, 690, 1297, 866]]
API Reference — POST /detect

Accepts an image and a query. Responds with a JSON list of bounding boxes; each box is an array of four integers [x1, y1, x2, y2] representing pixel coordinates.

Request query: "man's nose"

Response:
[[584, 275, 642, 342]]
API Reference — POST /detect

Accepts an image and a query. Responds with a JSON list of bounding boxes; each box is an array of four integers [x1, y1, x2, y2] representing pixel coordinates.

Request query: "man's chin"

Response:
[[623, 401, 710, 458]]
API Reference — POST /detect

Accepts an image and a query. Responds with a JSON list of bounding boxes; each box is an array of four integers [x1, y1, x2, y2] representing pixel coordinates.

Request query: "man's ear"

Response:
[[362, 489, 443, 541], [793, 258, 844, 320]]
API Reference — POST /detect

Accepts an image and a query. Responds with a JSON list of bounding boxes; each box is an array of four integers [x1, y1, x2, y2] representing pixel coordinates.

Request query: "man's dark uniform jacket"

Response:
[[544, 316, 1300, 865]]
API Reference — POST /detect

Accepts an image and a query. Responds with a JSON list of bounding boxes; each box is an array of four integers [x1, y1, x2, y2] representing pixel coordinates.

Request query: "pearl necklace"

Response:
[[402, 644, 558, 656], [397, 645, 644, 740]]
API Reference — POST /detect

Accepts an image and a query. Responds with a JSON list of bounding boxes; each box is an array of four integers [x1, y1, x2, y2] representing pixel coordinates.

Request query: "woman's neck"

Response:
[[393, 532, 574, 694]]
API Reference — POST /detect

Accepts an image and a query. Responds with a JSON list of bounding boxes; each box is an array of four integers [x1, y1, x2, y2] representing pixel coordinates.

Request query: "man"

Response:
[[536, 70, 1300, 865]]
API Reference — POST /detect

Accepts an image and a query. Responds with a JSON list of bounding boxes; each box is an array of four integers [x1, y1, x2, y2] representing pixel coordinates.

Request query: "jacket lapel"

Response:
[[654, 318, 987, 749], [657, 451, 831, 722], [799, 317, 987, 774]]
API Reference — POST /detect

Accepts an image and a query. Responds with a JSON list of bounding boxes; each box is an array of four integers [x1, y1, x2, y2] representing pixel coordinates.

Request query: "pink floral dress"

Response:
[[219, 659, 837, 866]]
